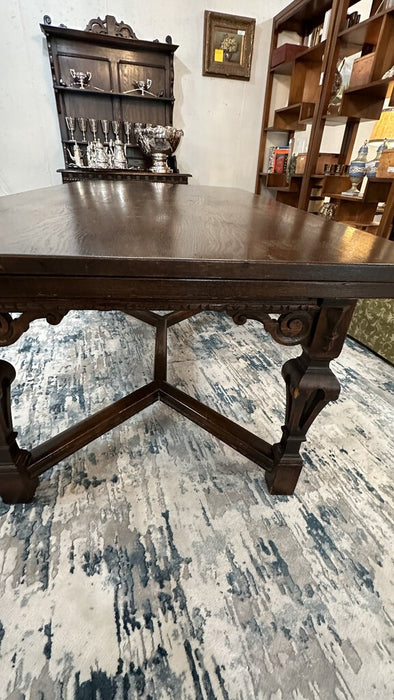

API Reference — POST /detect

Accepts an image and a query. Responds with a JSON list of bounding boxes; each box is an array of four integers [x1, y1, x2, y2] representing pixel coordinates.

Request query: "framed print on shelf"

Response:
[[202, 10, 256, 81]]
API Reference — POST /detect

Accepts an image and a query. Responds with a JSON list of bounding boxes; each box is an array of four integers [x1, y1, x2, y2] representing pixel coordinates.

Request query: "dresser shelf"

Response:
[[41, 16, 189, 183]]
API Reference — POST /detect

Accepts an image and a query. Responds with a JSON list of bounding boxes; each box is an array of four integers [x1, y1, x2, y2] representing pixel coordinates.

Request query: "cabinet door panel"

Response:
[[120, 101, 169, 126]]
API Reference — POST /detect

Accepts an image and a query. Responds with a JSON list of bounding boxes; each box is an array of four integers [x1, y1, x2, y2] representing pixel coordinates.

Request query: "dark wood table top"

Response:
[[1, 181, 393, 298]]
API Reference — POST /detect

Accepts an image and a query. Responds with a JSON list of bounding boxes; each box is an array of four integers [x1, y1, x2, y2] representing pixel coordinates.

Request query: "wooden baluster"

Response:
[[266, 300, 356, 495], [0, 360, 38, 504]]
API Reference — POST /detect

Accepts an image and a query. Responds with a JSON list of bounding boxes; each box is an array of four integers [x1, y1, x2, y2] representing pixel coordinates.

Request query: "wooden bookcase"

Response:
[[41, 15, 190, 184], [255, 0, 394, 238]]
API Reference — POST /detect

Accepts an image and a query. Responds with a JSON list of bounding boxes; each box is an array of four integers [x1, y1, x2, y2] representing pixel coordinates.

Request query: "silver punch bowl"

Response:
[[134, 123, 183, 173]]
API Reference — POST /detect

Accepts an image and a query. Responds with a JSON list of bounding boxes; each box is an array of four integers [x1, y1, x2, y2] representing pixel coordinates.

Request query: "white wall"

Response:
[[0, 0, 289, 196]]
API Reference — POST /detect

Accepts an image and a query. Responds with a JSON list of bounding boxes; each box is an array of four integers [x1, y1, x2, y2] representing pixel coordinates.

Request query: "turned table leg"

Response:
[[0, 360, 38, 504], [266, 300, 356, 495]]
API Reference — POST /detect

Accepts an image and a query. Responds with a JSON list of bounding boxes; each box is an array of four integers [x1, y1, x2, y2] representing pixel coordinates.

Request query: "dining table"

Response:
[[0, 180, 393, 504]]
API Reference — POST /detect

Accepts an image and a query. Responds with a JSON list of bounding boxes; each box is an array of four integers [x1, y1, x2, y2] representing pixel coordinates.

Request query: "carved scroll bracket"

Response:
[[225, 306, 318, 347], [0, 311, 66, 347]]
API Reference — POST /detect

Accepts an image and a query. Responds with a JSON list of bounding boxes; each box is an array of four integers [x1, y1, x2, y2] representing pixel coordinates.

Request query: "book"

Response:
[[272, 147, 290, 174], [267, 146, 277, 173]]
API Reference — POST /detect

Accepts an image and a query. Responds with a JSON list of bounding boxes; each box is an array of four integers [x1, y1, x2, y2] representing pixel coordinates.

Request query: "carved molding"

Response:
[[0, 301, 318, 315], [0, 311, 66, 347], [0, 303, 319, 347], [85, 15, 137, 39], [181, 302, 318, 314], [175, 303, 318, 346]]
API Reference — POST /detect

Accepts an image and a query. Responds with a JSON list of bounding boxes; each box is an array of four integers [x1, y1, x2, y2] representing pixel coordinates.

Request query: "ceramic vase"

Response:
[[342, 141, 368, 195]]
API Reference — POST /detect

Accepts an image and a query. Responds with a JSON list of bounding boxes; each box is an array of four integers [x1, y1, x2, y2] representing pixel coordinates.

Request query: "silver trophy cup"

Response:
[[70, 69, 92, 89]]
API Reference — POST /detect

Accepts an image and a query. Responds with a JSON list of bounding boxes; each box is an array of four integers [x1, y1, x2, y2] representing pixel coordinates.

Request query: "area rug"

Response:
[[0, 310, 393, 700]]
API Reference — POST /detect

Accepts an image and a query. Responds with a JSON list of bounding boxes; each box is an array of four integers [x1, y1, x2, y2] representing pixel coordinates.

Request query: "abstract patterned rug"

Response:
[[0, 310, 393, 700]]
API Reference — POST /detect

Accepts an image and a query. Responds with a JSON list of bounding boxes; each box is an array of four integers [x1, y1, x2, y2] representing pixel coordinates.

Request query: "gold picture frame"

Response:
[[202, 10, 256, 81]]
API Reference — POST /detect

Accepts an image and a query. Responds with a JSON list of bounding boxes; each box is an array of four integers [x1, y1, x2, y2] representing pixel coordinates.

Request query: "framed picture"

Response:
[[202, 11, 256, 81]]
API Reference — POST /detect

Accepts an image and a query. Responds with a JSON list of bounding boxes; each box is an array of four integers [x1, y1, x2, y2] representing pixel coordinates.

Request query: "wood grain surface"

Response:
[[0, 182, 393, 291]]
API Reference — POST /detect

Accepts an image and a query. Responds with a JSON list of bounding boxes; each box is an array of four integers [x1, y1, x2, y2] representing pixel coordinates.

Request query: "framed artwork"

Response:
[[202, 11, 256, 81]]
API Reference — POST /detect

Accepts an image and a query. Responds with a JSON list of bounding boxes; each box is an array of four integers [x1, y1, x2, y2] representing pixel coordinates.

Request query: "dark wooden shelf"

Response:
[[59, 168, 190, 175], [323, 114, 351, 125], [42, 23, 178, 54], [261, 172, 324, 179], [270, 41, 326, 75], [326, 179, 393, 203], [260, 173, 288, 185], [275, 0, 359, 34], [296, 41, 326, 63], [59, 168, 191, 184], [63, 140, 139, 147], [344, 78, 393, 101], [265, 126, 296, 132], [341, 79, 393, 119], [260, 172, 301, 192], [342, 220, 380, 227], [273, 102, 315, 130], [327, 192, 363, 200], [54, 85, 174, 102], [323, 112, 378, 125], [275, 102, 315, 116], [271, 61, 297, 76], [42, 16, 186, 184], [338, 7, 394, 54]]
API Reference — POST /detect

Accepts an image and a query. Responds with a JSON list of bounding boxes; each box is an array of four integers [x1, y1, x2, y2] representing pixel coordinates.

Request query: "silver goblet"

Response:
[[124, 121, 132, 145], [101, 119, 110, 144], [65, 116, 76, 141], [77, 117, 87, 142], [88, 118, 98, 141], [111, 121, 120, 140]]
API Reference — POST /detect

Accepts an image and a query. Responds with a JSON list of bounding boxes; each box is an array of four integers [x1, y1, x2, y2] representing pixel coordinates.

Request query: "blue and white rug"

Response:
[[0, 310, 393, 699]]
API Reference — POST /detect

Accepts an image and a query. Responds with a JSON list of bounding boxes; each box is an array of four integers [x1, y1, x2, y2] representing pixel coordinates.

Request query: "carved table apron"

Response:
[[1, 181, 393, 504]]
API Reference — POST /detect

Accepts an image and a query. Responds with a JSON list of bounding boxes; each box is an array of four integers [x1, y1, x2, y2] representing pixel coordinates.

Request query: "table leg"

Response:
[[0, 360, 38, 504], [266, 300, 356, 495]]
